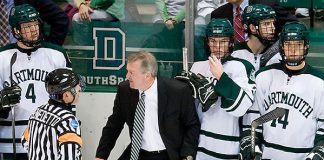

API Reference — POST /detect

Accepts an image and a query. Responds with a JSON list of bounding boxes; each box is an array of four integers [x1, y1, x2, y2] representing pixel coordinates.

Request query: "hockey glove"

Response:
[[189, 73, 218, 112], [306, 145, 324, 160], [175, 70, 197, 98], [0, 85, 21, 109], [0, 85, 21, 118], [239, 131, 262, 160]]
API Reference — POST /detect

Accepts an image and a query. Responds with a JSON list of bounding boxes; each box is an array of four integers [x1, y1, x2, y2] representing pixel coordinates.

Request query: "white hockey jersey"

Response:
[[252, 63, 324, 160], [191, 57, 255, 160], [232, 42, 282, 135], [0, 43, 71, 153]]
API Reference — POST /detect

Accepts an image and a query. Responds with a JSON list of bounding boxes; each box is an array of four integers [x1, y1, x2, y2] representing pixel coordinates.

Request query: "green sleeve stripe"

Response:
[[214, 73, 241, 108], [198, 147, 238, 159], [200, 130, 240, 142], [215, 58, 255, 111], [225, 89, 245, 112], [264, 141, 312, 153]]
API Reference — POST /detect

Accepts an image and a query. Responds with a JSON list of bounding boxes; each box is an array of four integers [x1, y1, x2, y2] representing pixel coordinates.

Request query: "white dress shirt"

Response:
[[232, 0, 249, 16], [140, 78, 166, 151]]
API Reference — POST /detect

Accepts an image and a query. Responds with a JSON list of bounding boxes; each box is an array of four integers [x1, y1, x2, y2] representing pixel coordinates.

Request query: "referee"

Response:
[[21, 68, 85, 160]]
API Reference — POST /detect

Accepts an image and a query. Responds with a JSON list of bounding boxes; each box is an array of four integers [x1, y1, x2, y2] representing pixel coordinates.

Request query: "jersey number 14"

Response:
[[270, 109, 289, 129]]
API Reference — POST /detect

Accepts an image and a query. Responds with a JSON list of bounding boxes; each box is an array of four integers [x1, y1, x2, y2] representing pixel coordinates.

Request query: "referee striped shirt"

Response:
[[21, 100, 82, 160]]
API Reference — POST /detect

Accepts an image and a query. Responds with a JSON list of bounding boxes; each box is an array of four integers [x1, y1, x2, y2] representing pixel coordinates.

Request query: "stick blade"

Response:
[[10, 52, 18, 86], [252, 107, 286, 128], [11, 52, 17, 65]]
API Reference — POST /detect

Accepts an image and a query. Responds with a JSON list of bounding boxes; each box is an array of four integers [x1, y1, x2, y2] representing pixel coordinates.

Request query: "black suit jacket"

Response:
[[210, 0, 296, 33], [211, 3, 234, 24], [96, 77, 200, 160]]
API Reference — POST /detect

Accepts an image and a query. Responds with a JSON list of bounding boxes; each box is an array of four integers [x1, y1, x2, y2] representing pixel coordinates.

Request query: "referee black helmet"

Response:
[[45, 69, 85, 101]]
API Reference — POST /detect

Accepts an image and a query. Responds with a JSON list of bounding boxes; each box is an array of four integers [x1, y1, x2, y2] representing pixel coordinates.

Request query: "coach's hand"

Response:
[[306, 146, 324, 160]]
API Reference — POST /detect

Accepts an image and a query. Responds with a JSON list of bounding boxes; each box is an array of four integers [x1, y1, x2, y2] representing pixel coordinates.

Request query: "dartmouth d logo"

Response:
[[93, 28, 125, 70]]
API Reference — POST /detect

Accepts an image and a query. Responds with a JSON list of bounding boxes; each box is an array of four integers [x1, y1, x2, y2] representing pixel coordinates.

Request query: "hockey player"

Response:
[[232, 4, 281, 70], [235, 5, 283, 152], [22, 68, 84, 160], [178, 18, 256, 159], [0, 4, 71, 159], [240, 21, 324, 160]]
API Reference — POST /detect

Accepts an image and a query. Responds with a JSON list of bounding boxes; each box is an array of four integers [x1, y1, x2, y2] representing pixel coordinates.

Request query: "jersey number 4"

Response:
[[270, 109, 289, 129], [26, 83, 36, 103]]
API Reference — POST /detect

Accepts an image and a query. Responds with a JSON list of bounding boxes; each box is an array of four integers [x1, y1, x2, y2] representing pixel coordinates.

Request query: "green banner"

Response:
[[66, 21, 185, 92]]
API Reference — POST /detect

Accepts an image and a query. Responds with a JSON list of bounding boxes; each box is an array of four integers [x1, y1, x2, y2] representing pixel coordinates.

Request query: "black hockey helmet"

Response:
[[45, 69, 85, 101]]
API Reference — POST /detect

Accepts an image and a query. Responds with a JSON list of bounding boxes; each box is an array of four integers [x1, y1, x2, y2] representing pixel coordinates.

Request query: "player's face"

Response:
[[283, 40, 306, 61], [19, 21, 40, 42], [208, 36, 231, 60], [259, 18, 276, 41], [126, 61, 149, 90]]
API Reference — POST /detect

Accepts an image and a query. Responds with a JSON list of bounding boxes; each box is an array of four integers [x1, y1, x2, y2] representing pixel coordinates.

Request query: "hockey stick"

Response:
[[182, 47, 188, 72], [251, 107, 286, 159], [10, 52, 17, 86], [259, 40, 280, 68], [10, 52, 17, 159]]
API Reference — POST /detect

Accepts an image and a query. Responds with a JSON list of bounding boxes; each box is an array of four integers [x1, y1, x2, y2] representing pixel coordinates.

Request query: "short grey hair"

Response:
[[127, 51, 158, 77]]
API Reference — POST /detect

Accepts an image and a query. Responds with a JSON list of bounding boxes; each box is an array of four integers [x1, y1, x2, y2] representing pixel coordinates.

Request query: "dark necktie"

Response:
[[0, 0, 9, 47], [130, 92, 145, 160], [233, 6, 245, 42]]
